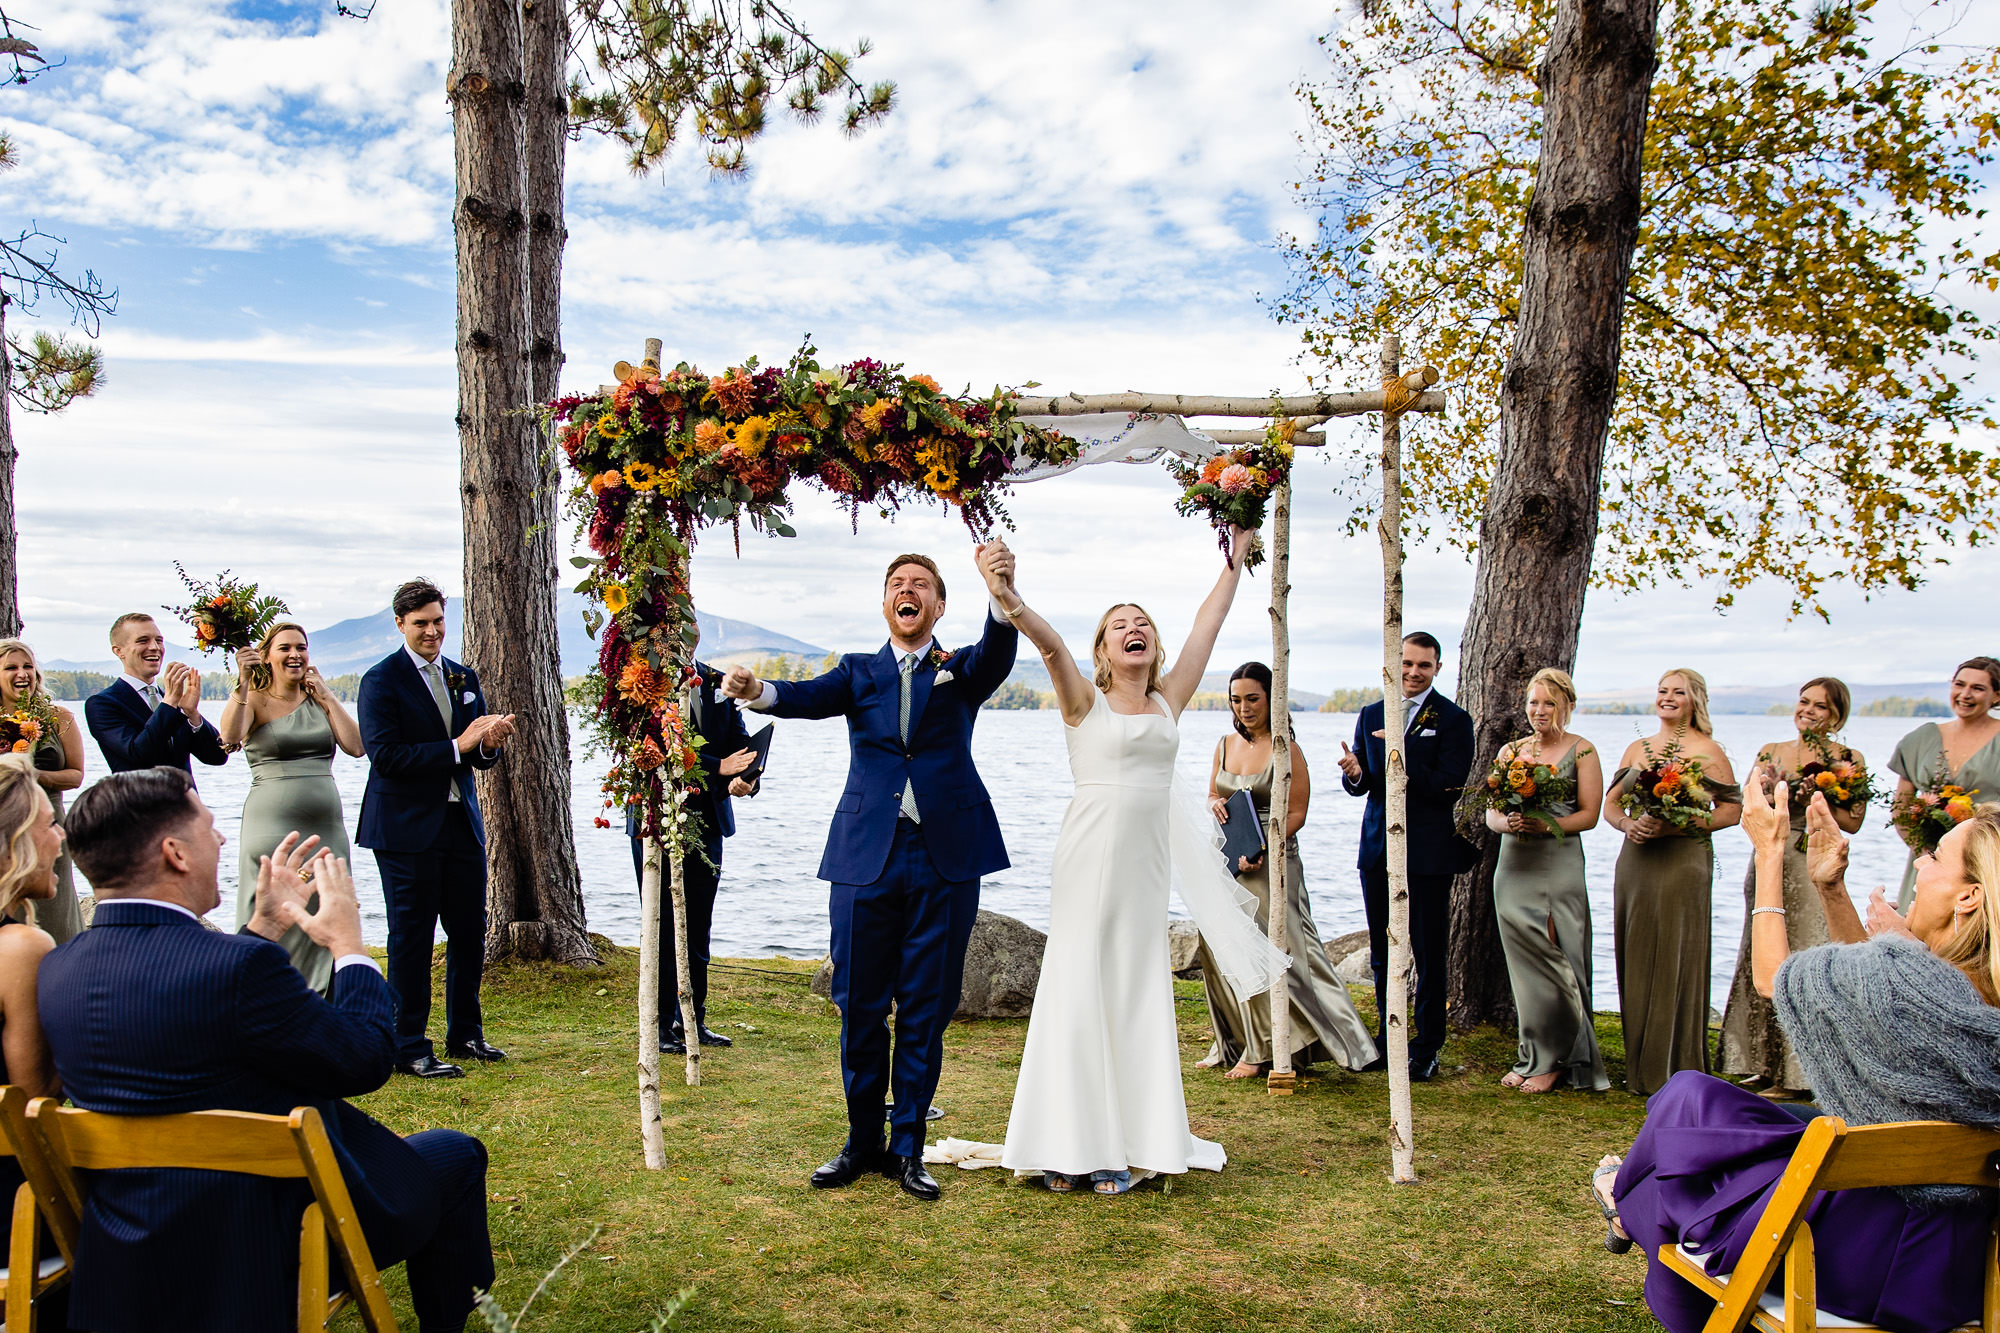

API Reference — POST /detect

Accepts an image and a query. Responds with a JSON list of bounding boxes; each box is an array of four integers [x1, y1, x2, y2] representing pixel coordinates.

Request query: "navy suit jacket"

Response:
[[769, 612, 1016, 885], [355, 649, 498, 852], [37, 902, 432, 1333], [83, 679, 228, 776], [626, 661, 755, 848], [1342, 692, 1479, 877]]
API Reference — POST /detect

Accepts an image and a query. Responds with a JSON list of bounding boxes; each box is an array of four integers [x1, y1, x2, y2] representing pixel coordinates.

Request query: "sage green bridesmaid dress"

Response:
[[30, 723, 83, 943], [1888, 722, 2000, 909], [1493, 745, 1609, 1091], [232, 703, 347, 991], [1611, 766, 1724, 1097], [1197, 737, 1378, 1072]]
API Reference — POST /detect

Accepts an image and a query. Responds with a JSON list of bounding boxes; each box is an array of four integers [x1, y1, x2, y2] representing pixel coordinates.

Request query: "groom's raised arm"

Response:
[[758, 657, 856, 720], [953, 607, 1019, 707]]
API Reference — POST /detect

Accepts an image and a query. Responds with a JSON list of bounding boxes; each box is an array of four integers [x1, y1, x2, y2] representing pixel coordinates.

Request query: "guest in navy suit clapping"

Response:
[[83, 612, 228, 778], [356, 579, 515, 1079], [42, 767, 493, 1333]]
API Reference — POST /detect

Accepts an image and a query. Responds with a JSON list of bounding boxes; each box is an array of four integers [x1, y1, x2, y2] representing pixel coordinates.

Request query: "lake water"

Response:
[[61, 706, 1922, 1011]]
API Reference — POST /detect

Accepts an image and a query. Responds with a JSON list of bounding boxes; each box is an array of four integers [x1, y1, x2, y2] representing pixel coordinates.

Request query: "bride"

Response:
[[992, 526, 1290, 1194]]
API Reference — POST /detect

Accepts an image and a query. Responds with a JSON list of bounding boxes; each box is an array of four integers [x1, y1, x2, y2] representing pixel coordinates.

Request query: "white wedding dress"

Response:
[[1001, 688, 1227, 1177]]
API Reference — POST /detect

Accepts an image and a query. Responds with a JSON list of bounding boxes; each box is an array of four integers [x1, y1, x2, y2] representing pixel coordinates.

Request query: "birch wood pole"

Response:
[[672, 677, 702, 1087], [1265, 469, 1297, 1095], [637, 834, 664, 1167], [1381, 334, 1418, 1184]]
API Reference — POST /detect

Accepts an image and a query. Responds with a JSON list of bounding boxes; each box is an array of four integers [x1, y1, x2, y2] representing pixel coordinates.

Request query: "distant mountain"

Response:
[[1003, 659, 1328, 709], [1579, 681, 1946, 715], [44, 591, 828, 679]]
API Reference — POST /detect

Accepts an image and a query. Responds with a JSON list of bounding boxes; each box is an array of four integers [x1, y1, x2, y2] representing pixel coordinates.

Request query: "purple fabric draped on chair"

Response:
[[1614, 1071, 1991, 1333]]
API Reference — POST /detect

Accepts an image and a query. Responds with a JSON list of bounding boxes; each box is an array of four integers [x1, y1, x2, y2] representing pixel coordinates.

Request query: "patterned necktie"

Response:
[[426, 662, 462, 803], [143, 684, 160, 711], [898, 653, 921, 823]]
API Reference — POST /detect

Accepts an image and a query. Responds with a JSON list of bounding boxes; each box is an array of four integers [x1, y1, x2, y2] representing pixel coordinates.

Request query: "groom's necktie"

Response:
[[898, 652, 921, 823], [143, 684, 160, 711], [425, 660, 462, 803]]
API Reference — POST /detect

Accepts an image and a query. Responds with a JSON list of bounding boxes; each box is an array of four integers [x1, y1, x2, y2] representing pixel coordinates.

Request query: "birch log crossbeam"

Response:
[[1020, 383, 1442, 421]]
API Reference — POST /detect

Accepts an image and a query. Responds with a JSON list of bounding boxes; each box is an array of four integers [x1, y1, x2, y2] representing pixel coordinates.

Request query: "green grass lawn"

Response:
[[355, 942, 1661, 1332]]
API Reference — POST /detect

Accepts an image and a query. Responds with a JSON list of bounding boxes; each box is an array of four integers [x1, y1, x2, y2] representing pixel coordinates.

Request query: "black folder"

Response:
[[1218, 788, 1266, 869], [738, 721, 775, 781]]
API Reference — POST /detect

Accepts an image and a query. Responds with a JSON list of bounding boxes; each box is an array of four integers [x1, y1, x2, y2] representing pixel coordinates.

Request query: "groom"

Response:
[[723, 543, 1018, 1200]]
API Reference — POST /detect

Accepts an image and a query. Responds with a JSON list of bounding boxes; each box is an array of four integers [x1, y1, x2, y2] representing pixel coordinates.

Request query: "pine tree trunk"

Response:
[[1447, 0, 1661, 1032], [451, 0, 595, 968], [0, 298, 18, 639]]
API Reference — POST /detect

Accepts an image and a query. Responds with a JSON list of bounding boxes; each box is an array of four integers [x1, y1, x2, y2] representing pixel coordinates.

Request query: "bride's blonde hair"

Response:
[[1091, 603, 1166, 696]]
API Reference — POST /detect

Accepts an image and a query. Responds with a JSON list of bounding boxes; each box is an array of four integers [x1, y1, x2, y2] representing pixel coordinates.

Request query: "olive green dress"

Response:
[[1197, 737, 1378, 1071], [232, 703, 346, 991], [1611, 767, 1721, 1097], [1716, 808, 1828, 1091], [1493, 746, 1608, 1091], [1888, 722, 2000, 909], [30, 720, 83, 944]]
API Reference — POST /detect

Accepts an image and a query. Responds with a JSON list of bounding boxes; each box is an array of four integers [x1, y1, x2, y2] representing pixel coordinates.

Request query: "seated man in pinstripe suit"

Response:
[[39, 768, 494, 1333]]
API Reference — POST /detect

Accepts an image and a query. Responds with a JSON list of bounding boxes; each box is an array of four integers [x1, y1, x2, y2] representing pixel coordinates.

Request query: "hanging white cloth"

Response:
[[1008, 412, 1225, 483]]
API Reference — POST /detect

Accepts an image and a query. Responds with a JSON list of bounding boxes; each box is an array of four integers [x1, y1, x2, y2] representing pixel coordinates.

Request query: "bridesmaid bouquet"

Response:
[[0, 698, 52, 754], [1890, 770, 1979, 855], [1164, 411, 1293, 568], [1481, 748, 1579, 837], [167, 566, 289, 662], [1618, 736, 1722, 833]]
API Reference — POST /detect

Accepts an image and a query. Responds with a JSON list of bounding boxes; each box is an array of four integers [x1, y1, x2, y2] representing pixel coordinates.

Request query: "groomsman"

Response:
[[628, 659, 760, 1055], [1337, 630, 1477, 1081], [84, 612, 229, 777], [357, 579, 515, 1079]]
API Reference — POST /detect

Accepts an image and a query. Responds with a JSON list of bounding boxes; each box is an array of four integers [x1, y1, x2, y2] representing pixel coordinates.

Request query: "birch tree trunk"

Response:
[[453, 0, 596, 969], [1448, 0, 1662, 1031], [670, 844, 701, 1087], [1264, 473, 1296, 1095], [637, 835, 664, 1168], [0, 298, 19, 639], [1380, 334, 1417, 1184]]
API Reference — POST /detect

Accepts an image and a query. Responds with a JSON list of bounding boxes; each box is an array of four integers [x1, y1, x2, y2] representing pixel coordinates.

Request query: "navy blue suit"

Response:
[[766, 611, 1015, 1157], [356, 650, 499, 1061], [83, 679, 228, 777], [38, 901, 491, 1333], [1341, 692, 1477, 1067], [628, 661, 758, 1036]]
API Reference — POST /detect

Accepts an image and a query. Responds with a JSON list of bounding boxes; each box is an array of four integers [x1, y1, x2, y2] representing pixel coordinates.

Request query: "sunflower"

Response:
[[914, 439, 959, 494], [622, 461, 659, 491], [602, 583, 631, 614], [597, 412, 629, 440], [731, 415, 773, 458]]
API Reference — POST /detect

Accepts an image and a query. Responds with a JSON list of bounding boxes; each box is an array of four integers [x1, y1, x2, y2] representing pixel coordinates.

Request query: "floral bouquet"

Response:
[[167, 566, 290, 687], [1889, 772, 1979, 856], [1163, 411, 1294, 568], [0, 698, 52, 755], [1482, 747, 1580, 837], [1618, 736, 1726, 833]]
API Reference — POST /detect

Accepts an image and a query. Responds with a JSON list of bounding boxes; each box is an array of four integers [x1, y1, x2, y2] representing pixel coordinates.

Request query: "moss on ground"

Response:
[[355, 942, 1657, 1331]]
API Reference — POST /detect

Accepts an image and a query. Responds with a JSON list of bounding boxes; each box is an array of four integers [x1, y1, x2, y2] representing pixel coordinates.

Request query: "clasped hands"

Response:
[[245, 831, 367, 959], [157, 661, 204, 720], [455, 713, 517, 755], [1743, 767, 1913, 940]]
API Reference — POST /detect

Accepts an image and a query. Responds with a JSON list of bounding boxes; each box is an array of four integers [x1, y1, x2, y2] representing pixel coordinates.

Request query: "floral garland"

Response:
[[544, 341, 1082, 855]]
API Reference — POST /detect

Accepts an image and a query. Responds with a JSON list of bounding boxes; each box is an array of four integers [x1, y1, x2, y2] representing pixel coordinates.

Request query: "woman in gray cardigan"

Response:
[[1591, 776, 2000, 1333]]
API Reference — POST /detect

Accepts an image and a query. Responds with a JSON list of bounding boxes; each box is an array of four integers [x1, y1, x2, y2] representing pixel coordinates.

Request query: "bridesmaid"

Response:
[[220, 622, 364, 989], [1604, 667, 1741, 1097], [1887, 656, 2000, 909], [1484, 667, 1607, 1094], [0, 639, 85, 942], [1196, 662, 1377, 1078], [1717, 677, 1866, 1096]]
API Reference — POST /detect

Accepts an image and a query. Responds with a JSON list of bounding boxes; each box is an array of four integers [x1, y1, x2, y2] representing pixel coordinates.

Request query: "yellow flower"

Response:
[[597, 412, 628, 440], [654, 470, 689, 497], [623, 461, 659, 491], [730, 415, 773, 457], [602, 584, 630, 614], [694, 420, 728, 455], [914, 439, 959, 494], [857, 399, 898, 434]]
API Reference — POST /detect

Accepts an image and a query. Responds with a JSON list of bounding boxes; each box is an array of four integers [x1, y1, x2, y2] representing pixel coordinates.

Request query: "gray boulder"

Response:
[[1328, 929, 1373, 985], [809, 909, 1049, 1019], [1167, 919, 1203, 979]]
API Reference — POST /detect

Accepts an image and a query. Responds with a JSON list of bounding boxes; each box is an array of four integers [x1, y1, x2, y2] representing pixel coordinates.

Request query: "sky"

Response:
[[5, 0, 1999, 695]]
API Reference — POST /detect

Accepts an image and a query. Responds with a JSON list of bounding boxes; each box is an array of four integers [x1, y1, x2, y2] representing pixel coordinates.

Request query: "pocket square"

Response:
[[1419, 728, 1437, 737], [933, 670, 955, 685], [462, 691, 476, 704]]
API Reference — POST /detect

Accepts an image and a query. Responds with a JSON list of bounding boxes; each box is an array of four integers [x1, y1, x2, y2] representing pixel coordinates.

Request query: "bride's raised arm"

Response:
[[977, 538, 1095, 726], [1160, 527, 1254, 715]]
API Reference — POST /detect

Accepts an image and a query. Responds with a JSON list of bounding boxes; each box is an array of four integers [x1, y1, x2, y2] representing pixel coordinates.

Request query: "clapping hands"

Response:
[[244, 831, 324, 942], [455, 713, 517, 755], [1741, 766, 1788, 856], [1804, 792, 1849, 891], [161, 661, 203, 717]]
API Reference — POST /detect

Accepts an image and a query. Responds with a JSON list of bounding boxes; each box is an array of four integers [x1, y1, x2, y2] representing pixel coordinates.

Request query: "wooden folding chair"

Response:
[[1658, 1115, 2000, 1333], [0, 1086, 76, 1333], [24, 1100, 399, 1333]]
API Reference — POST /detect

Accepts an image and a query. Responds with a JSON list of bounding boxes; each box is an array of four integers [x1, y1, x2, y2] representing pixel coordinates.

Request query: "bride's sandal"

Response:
[[1091, 1170, 1135, 1196], [1591, 1156, 1633, 1254], [1042, 1172, 1080, 1193]]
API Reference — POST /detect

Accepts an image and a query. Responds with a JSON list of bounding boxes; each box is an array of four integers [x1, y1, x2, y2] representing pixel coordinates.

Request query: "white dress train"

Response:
[[1001, 688, 1226, 1177]]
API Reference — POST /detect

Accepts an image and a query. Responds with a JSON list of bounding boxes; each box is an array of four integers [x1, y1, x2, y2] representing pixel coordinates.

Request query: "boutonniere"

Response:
[[926, 645, 951, 670], [1413, 703, 1439, 731], [446, 667, 468, 692]]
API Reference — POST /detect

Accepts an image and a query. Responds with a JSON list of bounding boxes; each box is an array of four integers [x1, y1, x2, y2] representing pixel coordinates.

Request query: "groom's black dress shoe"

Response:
[[886, 1153, 940, 1201], [1409, 1055, 1441, 1083], [659, 1034, 688, 1055], [1358, 1055, 1389, 1073], [446, 1039, 507, 1063], [810, 1145, 884, 1190], [696, 1026, 733, 1048], [398, 1055, 464, 1079]]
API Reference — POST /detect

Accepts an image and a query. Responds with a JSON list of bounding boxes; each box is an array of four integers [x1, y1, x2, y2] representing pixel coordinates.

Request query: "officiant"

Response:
[[630, 658, 762, 1055]]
